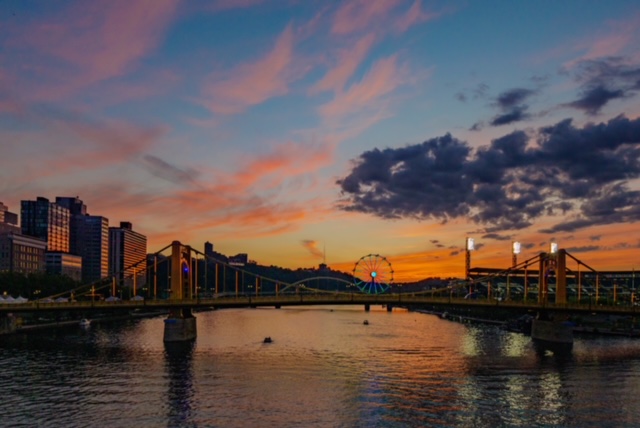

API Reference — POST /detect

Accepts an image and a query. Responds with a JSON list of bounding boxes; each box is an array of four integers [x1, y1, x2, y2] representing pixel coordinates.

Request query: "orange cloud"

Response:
[[302, 240, 325, 259], [234, 139, 335, 190]]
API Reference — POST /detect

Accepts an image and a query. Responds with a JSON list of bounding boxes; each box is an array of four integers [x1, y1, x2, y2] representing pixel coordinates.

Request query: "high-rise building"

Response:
[[109, 222, 147, 292], [0, 202, 20, 234], [20, 197, 70, 252], [45, 252, 82, 282], [56, 197, 108, 283], [0, 232, 46, 274]]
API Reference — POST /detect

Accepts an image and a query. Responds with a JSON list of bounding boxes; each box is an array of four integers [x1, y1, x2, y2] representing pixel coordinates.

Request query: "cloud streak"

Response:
[[5, 0, 178, 101], [201, 25, 296, 115]]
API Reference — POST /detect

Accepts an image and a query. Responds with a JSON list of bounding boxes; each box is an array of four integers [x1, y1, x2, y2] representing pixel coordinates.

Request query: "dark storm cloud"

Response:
[[496, 88, 535, 109], [489, 88, 535, 126], [482, 233, 511, 241], [565, 58, 640, 115], [141, 155, 199, 185], [490, 107, 529, 126], [337, 115, 640, 235], [337, 134, 474, 220], [567, 85, 625, 115], [469, 121, 483, 131]]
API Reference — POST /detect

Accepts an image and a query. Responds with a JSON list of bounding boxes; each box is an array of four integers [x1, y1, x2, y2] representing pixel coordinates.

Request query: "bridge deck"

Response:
[[1, 294, 639, 316]]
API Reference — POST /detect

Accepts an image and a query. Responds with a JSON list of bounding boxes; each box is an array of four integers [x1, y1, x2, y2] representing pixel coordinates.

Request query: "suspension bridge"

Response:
[[1, 241, 637, 345]]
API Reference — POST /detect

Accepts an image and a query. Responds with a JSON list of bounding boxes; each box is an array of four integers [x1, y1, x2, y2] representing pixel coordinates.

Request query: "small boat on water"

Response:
[[79, 318, 91, 328], [363, 320, 369, 325], [263, 336, 272, 343]]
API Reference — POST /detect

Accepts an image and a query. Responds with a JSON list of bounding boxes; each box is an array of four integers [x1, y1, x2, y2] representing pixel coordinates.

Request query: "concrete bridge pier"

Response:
[[163, 241, 197, 342], [164, 308, 197, 342], [0, 314, 16, 335], [364, 304, 370, 312], [386, 304, 393, 312], [531, 311, 573, 354]]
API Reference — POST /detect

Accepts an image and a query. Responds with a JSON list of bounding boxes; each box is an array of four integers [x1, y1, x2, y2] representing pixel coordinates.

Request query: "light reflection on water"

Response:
[[2, 306, 640, 427]]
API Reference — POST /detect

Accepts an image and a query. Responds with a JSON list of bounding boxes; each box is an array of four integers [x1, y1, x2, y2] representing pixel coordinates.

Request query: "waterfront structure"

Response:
[[20, 197, 70, 252], [109, 222, 147, 292], [0, 232, 46, 274], [45, 252, 82, 282], [56, 197, 109, 283]]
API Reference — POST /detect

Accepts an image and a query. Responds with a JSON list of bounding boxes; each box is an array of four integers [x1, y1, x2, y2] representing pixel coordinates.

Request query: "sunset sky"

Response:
[[2, 0, 640, 281]]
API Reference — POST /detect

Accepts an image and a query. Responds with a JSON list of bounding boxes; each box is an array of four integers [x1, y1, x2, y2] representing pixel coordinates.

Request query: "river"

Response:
[[2, 306, 640, 427]]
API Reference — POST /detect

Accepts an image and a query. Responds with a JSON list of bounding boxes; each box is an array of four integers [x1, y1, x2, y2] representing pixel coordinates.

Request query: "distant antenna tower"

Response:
[[323, 242, 326, 265]]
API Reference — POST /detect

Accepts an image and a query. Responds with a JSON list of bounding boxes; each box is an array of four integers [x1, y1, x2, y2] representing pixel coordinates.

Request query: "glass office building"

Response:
[[56, 197, 109, 284], [109, 222, 147, 292], [20, 197, 70, 252]]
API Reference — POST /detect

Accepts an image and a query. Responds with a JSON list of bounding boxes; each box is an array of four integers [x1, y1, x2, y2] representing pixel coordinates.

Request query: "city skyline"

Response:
[[2, 1, 640, 281]]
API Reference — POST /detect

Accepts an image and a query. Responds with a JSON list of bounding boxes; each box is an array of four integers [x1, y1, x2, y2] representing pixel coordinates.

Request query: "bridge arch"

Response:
[[279, 277, 355, 294]]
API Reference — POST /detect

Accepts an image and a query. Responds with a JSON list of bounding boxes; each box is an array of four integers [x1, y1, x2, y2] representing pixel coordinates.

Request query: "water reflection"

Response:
[[164, 341, 196, 428], [3, 308, 640, 427]]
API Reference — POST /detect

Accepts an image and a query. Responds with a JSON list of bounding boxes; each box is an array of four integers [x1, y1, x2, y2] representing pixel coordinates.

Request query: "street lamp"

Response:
[[466, 237, 475, 292]]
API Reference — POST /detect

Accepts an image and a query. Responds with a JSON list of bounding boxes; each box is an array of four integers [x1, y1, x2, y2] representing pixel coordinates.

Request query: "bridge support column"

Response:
[[0, 314, 16, 335], [387, 304, 393, 312], [555, 250, 567, 304], [364, 304, 370, 312], [531, 311, 573, 354], [164, 308, 197, 342], [164, 241, 197, 342]]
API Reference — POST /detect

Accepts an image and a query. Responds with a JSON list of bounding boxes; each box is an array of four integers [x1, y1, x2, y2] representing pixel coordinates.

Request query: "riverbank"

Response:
[[4, 309, 168, 335], [412, 306, 640, 338]]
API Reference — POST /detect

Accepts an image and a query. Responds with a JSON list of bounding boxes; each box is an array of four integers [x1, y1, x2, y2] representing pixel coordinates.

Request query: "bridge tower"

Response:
[[163, 241, 197, 342], [532, 249, 572, 353], [537, 249, 568, 305]]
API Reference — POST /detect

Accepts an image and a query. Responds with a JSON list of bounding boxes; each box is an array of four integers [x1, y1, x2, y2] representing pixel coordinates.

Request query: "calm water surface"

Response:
[[2, 306, 640, 427]]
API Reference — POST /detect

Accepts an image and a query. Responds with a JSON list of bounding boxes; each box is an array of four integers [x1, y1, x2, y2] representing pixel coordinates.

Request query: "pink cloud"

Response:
[[395, 0, 440, 33], [319, 55, 407, 121], [586, 15, 639, 58], [539, 14, 640, 70], [201, 25, 296, 114], [8, 0, 178, 100], [332, 0, 402, 35], [309, 33, 376, 95]]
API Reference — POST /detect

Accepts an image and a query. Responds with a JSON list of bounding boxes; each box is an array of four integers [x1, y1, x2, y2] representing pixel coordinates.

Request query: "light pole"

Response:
[[509, 241, 521, 301], [512, 241, 521, 267], [465, 237, 474, 292]]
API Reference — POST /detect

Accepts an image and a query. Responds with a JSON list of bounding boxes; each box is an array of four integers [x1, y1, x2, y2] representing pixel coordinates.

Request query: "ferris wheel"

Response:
[[352, 254, 394, 294]]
